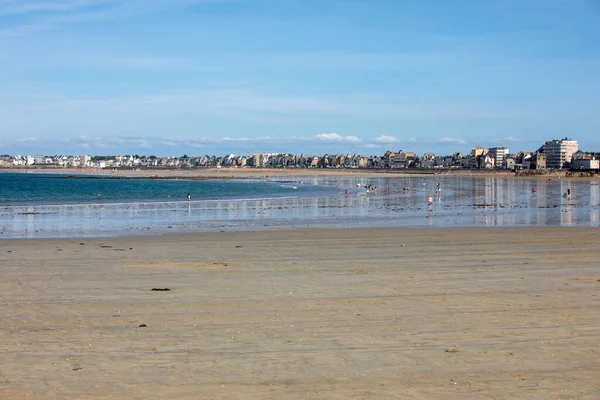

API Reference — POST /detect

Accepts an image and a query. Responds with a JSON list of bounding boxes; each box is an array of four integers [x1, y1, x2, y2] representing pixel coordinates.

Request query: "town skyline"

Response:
[[3, 137, 597, 171], [2, 1, 599, 155]]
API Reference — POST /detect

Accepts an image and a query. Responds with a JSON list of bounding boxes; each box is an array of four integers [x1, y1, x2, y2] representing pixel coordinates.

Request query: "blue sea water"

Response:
[[0, 172, 314, 205], [1, 171, 600, 238]]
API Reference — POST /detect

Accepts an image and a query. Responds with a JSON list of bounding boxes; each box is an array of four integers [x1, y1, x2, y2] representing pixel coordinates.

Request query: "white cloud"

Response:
[[314, 133, 362, 143], [438, 137, 467, 145], [365, 143, 382, 149], [315, 133, 343, 141], [374, 135, 399, 144]]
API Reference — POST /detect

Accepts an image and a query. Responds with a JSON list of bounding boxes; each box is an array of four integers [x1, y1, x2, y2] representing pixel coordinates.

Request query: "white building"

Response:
[[488, 147, 509, 168], [81, 155, 92, 167], [541, 138, 578, 169]]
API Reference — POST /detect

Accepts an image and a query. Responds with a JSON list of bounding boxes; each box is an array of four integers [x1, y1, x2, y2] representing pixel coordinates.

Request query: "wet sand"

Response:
[[1, 227, 599, 399], [2, 167, 532, 179]]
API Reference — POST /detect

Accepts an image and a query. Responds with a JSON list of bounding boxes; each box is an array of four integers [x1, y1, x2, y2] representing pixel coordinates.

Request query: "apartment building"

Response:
[[541, 138, 578, 169], [488, 147, 509, 168]]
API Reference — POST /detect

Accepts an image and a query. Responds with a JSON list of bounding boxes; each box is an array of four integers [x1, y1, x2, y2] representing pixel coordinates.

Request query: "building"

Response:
[[523, 152, 546, 170], [480, 152, 494, 169], [503, 156, 516, 170], [571, 151, 600, 170], [541, 138, 578, 169], [470, 146, 487, 158], [246, 153, 267, 167], [488, 147, 509, 169], [392, 151, 415, 168], [466, 147, 487, 168]]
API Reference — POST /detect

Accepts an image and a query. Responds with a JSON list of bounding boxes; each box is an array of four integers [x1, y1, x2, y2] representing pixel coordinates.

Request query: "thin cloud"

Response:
[[365, 143, 382, 149], [8, 88, 537, 123], [438, 137, 468, 145], [156, 140, 179, 147], [106, 56, 187, 69], [221, 136, 271, 142], [101, 135, 274, 149], [0, 0, 110, 15], [491, 136, 519, 143], [0, 0, 231, 36], [112, 137, 152, 149], [70, 135, 111, 149]]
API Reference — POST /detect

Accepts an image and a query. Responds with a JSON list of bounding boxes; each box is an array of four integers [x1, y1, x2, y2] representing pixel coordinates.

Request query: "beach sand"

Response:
[[1, 227, 599, 399], [3, 167, 525, 179]]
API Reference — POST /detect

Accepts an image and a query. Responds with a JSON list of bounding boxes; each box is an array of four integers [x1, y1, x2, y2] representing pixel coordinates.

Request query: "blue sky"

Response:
[[1, 0, 599, 157]]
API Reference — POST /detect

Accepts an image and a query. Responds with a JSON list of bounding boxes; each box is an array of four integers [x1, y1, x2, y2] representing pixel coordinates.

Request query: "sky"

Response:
[[1, 0, 599, 157]]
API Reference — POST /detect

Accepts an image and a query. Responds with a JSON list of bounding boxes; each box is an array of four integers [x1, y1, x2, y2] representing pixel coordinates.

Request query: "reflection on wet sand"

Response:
[[2, 176, 600, 238]]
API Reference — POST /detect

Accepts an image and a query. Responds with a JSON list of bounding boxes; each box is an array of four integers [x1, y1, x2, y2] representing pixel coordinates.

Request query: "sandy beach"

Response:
[[1, 227, 599, 399], [5, 166, 599, 186]]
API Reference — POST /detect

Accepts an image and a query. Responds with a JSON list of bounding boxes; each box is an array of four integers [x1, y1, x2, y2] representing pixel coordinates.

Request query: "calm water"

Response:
[[1, 172, 599, 238], [0, 172, 316, 205]]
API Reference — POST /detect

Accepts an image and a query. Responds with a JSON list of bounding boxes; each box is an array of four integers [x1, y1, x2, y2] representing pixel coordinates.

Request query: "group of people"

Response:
[[426, 183, 443, 212], [350, 180, 447, 212], [362, 183, 378, 194]]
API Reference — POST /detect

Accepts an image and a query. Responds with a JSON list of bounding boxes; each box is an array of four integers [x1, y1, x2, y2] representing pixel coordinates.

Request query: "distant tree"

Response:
[[92, 155, 115, 161]]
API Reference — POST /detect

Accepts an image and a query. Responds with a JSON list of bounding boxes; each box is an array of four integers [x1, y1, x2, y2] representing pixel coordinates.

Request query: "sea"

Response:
[[1, 171, 599, 238]]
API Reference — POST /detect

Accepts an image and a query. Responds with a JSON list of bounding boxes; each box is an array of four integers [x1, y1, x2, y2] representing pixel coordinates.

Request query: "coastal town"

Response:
[[2, 137, 599, 172]]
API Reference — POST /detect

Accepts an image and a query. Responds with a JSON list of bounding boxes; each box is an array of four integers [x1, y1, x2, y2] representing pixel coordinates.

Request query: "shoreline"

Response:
[[4, 166, 596, 180], [2, 226, 599, 399], [0, 224, 593, 242]]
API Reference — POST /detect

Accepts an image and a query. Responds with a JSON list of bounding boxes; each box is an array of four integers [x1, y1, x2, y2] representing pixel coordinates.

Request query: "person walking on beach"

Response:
[[427, 194, 434, 212], [187, 193, 191, 202]]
